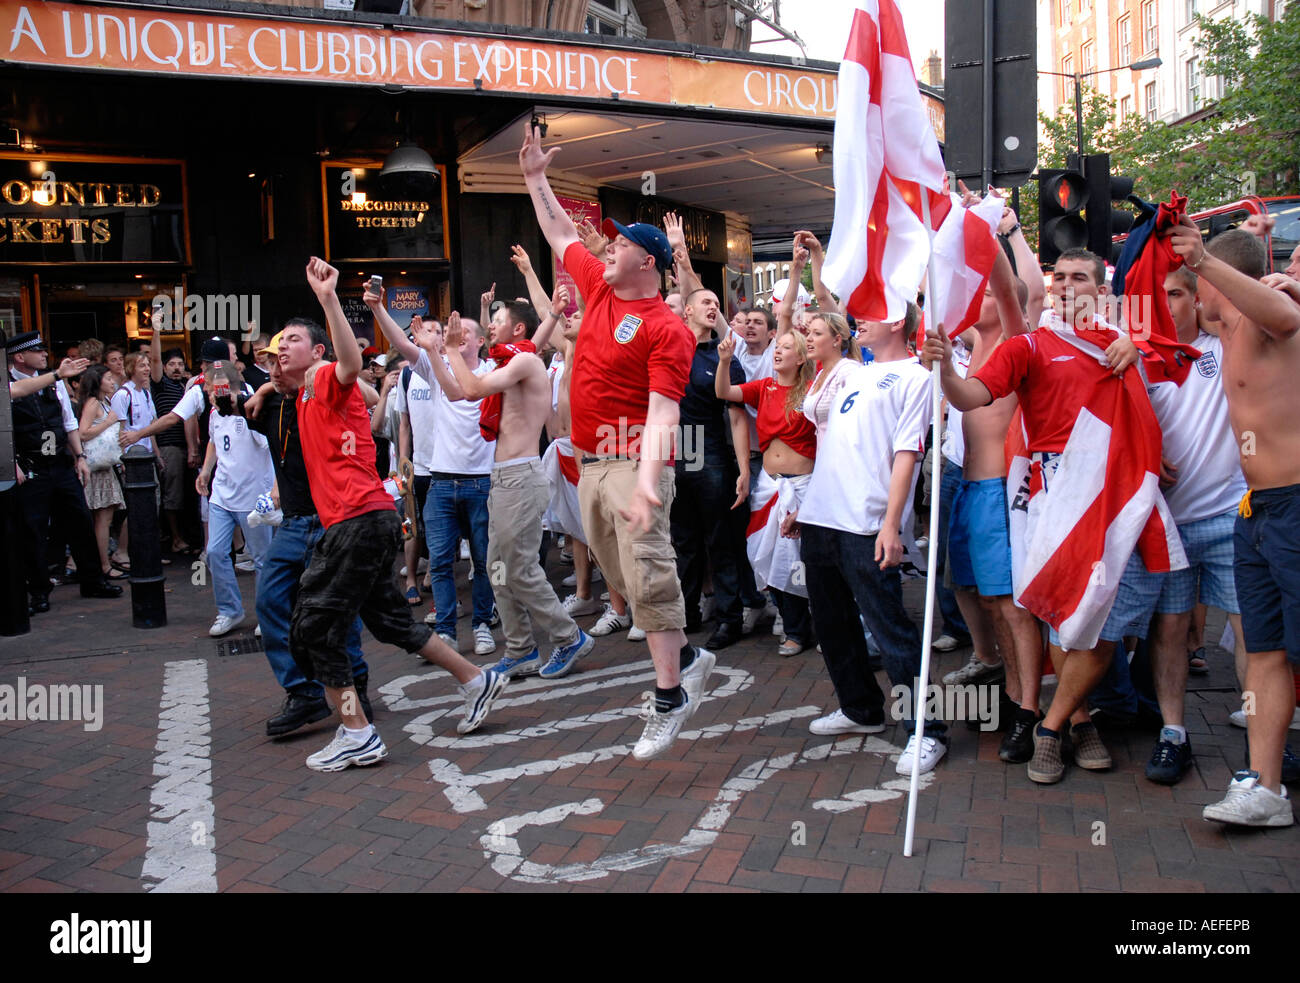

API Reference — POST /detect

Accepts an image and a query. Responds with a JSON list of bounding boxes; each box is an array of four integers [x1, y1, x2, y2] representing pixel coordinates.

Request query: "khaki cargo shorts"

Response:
[[577, 457, 685, 633]]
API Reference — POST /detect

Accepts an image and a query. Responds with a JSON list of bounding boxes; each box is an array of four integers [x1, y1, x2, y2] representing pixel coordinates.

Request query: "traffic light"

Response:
[[1037, 168, 1090, 265], [1084, 153, 1136, 264]]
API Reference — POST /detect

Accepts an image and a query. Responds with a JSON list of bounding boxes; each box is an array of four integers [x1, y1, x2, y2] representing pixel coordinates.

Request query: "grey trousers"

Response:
[[488, 459, 580, 658]]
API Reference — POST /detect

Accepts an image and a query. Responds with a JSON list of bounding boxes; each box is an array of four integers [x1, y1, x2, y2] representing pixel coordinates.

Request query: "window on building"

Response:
[[1060, 0, 1071, 26], [1062, 54, 1074, 103], [1081, 41, 1095, 74], [1120, 95, 1132, 121], [1141, 1, 1157, 53], [1118, 16, 1132, 66], [1187, 57, 1201, 112], [1185, 0, 1198, 24], [1145, 79, 1158, 121], [585, 0, 647, 39]]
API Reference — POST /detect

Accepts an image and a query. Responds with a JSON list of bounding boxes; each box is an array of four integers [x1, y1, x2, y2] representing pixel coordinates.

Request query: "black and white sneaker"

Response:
[[458, 669, 508, 734], [305, 725, 387, 772]]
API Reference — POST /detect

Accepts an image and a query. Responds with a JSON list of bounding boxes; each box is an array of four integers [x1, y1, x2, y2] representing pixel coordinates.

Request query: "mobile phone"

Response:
[[368, 275, 383, 293]]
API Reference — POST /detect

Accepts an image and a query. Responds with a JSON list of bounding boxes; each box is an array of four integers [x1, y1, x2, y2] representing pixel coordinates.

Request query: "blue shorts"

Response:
[[1234, 485, 1300, 662], [948, 477, 1013, 597], [1098, 551, 1167, 642], [1161, 509, 1239, 614]]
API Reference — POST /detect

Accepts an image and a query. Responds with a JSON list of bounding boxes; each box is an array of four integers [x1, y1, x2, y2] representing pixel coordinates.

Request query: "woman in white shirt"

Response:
[[803, 313, 862, 444]]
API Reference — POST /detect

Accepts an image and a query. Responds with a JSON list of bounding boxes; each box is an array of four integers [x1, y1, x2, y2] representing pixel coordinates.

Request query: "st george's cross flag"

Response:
[[930, 191, 1007, 339], [820, 0, 949, 323]]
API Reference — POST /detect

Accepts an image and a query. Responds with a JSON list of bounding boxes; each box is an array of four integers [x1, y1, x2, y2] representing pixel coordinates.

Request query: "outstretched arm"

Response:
[[664, 213, 702, 298], [510, 245, 553, 317], [714, 334, 746, 403], [778, 237, 808, 335], [445, 312, 535, 401], [920, 321, 994, 411], [305, 256, 362, 386], [530, 282, 569, 353], [149, 306, 164, 383], [798, 231, 840, 315], [366, 280, 421, 367], [519, 122, 580, 258]]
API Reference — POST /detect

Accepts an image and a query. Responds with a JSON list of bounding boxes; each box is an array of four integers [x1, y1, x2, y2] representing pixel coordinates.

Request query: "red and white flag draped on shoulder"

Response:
[[820, 0, 949, 322]]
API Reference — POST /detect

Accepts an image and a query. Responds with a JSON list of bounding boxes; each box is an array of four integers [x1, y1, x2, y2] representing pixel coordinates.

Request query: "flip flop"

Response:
[[103, 567, 129, 581], [1188, 648, 1209, 675], [110, 558, 131, 573]]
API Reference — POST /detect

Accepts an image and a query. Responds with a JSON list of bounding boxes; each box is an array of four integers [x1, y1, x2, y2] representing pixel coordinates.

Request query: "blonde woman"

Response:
[[717, 329, 817, 656], [803, 312, 863, 444]]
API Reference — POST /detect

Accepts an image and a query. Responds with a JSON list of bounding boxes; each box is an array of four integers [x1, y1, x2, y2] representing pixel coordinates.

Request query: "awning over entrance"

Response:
[[459, 107, 835, 246]]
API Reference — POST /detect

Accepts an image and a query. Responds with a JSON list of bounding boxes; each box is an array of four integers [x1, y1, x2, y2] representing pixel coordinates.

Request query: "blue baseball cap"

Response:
[[602, 218, 673, 273]]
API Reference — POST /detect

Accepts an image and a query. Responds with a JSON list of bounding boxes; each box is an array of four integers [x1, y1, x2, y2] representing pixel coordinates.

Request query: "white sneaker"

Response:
[[460, 540, 470, 561], [772, 614, 784, 637], [305, 724, 387, 772], [699, 594, 716, 622], [209, 614, 239, 637], [1231, 708, 1300, 729], [741, 606, 763, 634], [424, 605, 438, 625], [473, 623, 496, 657], [457, 669, 508, 735], [810, 709, 886, 736], [896, 734, 947, 775], [932, 633, 963, 652], [562, 593, 602, 617], [590, 605, 632, 636], [679, 647, 717, 709], [1203, 771, 1294, 827], [254, 625, 261, 638], [627, 625, 647, 642], [632, 695, 693, 761], [942, 652, 1004, 685], [235, 554, 257, 573], [915, 536, 929, 551]]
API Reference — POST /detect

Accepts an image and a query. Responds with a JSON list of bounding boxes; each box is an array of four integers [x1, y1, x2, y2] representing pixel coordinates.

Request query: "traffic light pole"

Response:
[[1074, 71, 1085, 170], [982, 0, 995, 191]]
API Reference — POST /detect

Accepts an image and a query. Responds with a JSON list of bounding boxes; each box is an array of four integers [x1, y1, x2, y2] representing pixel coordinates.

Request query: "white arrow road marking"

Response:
[[140, 659, 217, 893], [478, 733, 935, 884]]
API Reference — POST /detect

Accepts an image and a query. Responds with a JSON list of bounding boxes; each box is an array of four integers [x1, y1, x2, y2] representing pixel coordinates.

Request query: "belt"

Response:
[[429, 471, 487, 481], [580, 454, 634, 465]]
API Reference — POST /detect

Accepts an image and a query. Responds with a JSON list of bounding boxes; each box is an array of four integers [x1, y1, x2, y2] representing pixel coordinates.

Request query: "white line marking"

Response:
[[140, 660, 217, 893], [479, 733, 931, 884]]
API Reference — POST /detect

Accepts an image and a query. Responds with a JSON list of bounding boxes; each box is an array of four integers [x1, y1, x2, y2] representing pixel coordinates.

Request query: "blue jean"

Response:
[[937, 458, 969, 638], [207, 503, 272, 621], [802, 522, 947, 737], [424, 475, 494, 639], [255, 514, 368, 698]]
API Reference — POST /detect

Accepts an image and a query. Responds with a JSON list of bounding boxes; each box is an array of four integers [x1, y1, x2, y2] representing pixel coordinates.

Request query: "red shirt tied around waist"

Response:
[[563, 241, 695, 457], [739, 377, 818, 461], [296, 361, 395, 528]]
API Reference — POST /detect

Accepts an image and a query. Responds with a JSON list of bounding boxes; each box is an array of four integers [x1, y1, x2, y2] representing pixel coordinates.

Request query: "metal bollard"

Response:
[[122, 445, 166, 628], [0, 487, 30, 637]]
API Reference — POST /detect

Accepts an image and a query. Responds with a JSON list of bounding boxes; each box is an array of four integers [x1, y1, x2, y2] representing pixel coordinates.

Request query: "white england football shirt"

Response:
[[207, 410, 275, 512]]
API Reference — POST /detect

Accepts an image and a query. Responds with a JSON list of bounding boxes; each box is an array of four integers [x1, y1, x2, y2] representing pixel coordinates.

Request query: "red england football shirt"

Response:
[[973, 327, 1109, 454], [295, 362, 395, 529], [739, 377, 817, 461], [563, 242, 695, 457]]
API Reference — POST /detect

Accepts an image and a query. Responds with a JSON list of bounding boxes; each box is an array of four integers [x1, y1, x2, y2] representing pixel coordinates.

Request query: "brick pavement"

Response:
[[1, 548, 1297, 894]]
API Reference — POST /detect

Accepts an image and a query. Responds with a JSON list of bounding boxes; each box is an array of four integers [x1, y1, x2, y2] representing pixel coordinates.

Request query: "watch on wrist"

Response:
[[75, 452, 86, 460]]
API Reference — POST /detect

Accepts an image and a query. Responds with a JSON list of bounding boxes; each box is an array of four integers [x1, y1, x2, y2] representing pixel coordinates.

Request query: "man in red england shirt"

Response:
[[277, 257, 508, 772], [519, 122, 714, 761]]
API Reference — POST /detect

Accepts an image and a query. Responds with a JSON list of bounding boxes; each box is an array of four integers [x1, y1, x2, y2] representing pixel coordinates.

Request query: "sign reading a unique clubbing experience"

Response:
[[324, 162, 447, 262], [0, 155, 187, 264]]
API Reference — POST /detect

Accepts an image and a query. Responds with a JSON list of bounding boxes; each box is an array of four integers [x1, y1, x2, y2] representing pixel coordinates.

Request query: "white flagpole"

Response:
[[904, 187, 945, 859]]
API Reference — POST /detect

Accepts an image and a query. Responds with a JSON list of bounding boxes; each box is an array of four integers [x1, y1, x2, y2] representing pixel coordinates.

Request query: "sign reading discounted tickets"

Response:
[[0, 2, 898, 124]]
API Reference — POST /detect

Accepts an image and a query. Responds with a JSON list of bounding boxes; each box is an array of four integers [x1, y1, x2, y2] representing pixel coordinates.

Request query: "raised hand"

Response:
[[519, 121, 560, 177], [791, 235, 810, 270], [795, 230, 824, 262], [444, 311, 465, 351], [998, 206, 1019, 235], [717, 333, 736, 361], [56, 357, 89, 379], [481, 282, 496, 311], [663, 211, 686, 252], [363, 278, 383, 308], [411, 315, 443, 355], [576, 218, 607, 257], [509, 245, 533, 276], [550, 282, 570, 316], [1163, 215, 1207, 268], [305, 256, 339, 299]]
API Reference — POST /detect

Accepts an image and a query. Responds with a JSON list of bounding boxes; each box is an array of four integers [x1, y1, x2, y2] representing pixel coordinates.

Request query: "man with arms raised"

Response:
[[519, 122, 713, 760], [280, 258, 508, 772], [1164, 224, 1300, 826]]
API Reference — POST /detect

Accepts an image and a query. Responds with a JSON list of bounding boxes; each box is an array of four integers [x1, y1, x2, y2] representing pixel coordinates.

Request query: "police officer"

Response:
[[5, 332, 123, 614]]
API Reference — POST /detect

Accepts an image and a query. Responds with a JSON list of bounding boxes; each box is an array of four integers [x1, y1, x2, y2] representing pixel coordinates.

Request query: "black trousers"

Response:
[[16, 463, 103, 599], [670, 461, 747, 629]]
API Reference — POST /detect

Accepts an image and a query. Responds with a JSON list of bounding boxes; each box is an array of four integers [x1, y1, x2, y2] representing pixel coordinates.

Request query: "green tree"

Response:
[[1017, 5, 1298, 257]]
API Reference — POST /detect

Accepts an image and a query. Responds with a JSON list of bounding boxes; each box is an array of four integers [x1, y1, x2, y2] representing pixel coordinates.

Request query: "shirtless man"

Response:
[[931, 241, 1043, 764], [1164, 223, 1300, 826], [439, 301, 594, 681]]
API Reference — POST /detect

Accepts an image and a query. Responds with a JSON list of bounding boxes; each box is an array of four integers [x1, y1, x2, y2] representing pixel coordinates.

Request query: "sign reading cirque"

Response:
[[0, 2, 933, 126], [0, 154, 187, 264]]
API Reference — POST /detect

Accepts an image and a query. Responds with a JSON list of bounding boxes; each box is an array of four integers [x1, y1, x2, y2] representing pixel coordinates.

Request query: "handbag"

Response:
[[84, 419, 122, 471]]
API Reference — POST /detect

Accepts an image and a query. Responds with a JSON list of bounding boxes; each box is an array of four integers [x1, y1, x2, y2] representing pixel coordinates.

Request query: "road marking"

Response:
[[479, 733, 934, 884], [140, 659, 217, 893]]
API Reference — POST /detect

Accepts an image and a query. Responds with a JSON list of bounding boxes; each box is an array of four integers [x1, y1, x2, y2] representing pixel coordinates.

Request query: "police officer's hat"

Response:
[[2, 332, 48, 355]]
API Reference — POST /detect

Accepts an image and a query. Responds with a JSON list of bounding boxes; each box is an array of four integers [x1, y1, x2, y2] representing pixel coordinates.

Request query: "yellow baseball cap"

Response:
[[258, 331, 283, 356]]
